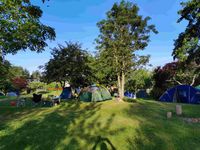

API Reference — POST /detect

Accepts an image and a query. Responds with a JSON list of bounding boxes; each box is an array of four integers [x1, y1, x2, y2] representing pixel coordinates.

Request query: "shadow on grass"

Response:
[[0, 101, 120, 150], [125, 101, 200, 150]]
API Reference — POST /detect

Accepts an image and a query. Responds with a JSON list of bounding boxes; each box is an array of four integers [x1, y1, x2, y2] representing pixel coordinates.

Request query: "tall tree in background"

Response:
[[0, 0, 55, 57], [9, 66, 30, 79], [173, 0, 200, 66], [96, 1, 157, 99], [42, 42, 94, 88], [126, 69, 152, 98], [31, 70, 41, 81], [0, 60, 12, 93]]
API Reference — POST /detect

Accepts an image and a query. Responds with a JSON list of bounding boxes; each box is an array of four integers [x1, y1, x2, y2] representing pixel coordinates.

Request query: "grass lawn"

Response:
[[0, 98, 200, 150]]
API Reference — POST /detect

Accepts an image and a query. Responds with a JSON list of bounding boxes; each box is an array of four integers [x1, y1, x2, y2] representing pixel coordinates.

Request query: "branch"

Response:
[[173, 77, 183, 85], [166, 77, 182, 85], [190, 74, 197, 86]]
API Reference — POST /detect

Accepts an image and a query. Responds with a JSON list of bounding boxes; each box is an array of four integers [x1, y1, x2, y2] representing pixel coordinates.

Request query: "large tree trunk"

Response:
[[117, 72, 125, 100], [117, 75, 121, 99], [121, 72, 125, 100]]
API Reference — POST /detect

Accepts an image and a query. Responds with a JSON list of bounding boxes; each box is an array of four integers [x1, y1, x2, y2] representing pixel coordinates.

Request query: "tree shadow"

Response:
[[0, 101, 122, 149], [125, 101, 200, 150], [92, 136, 116, 150]]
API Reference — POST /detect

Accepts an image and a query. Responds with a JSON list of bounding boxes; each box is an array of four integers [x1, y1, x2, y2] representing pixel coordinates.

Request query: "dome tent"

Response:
[[195, 85, 200, 90], [60, 87, 72, 99], [159, 85, 200, 104], [79, 85, 112, 102]]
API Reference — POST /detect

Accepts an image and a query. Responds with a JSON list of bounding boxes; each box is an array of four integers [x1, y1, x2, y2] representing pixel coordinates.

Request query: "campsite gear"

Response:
[[10, 101, 16, 106], [167, 112, 172, 119], [60, 87, 72, 99], [17, 99, 26, 107], [176, 105, 182, 115], [79, 85, 112, 102], [32, 94, 42, 106], [159, 85, 200, 104], [52, 96, 60, 105], [43, 101, 54, 107]]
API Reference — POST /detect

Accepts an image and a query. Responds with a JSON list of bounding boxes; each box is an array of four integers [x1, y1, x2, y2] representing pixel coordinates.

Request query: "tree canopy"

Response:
[[42, 42, 94, 88], [173, 0, 200, 65], [0, 0, 55, 56], [96, 0, 157, 99]]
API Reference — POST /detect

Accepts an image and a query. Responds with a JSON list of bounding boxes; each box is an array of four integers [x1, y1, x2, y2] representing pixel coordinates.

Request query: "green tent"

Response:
[[79, 85, 112, 102], [196, 85, 200, 90]]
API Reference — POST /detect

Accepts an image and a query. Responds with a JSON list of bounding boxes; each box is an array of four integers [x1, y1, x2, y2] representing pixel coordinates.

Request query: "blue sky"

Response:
[[6, 0, 187, 73]]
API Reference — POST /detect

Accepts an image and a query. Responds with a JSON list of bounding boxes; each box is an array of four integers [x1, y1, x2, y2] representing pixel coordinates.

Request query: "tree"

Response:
[[0, 0, 55, 57], [9, 66, 30, 79], [92, 55, 117, 86], [31, 70, 41, 81], [42, 42, 94, 88], [126, 69, 152, 98], [28, 81, 46, 92], [96, 1, 157, 99], [12, 77, 28, 91], [151, 61, 199, 99], [173, 0, 200, 65], [0, 60, 13, 93]]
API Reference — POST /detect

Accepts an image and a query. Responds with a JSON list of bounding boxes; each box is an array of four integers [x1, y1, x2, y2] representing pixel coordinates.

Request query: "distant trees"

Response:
[[9, 66, 30, 79], [31, 70, 42, 81], [0, 60, 31, 93], [126, 69, 152, 97], [12, 77, 28, 92], [0, 60, 12, 93], [42, 42, 94, 88], [0, 0, 55, 57], [96, 1, 157, 99]]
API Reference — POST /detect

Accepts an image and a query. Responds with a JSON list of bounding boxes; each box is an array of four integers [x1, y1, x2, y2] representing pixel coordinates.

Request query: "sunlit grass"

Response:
[[0, 99, 200, 150]]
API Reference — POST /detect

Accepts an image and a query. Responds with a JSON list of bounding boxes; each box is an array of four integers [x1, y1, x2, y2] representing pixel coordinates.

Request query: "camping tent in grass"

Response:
[[79, 85, 112, 102], [7, 92, 18, 97], [195, 85, 200, 90], [60, 87, 72, 99], [124, 91, 134, 98], [160, 85, 200, 104]]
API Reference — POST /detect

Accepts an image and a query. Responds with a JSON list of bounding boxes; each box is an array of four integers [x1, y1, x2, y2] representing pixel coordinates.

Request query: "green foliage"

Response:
[[28, 81, 46, 92], [0, 0, 55, 55], [9, 66, 30, 79], [91, 56, 117, 86], [0, 100, 200, 149], [173, 0, 200, 65], [31, 70, 41, 81], [126, 69, 152, 92], [43, 42, 94, 87], [0, 60, 13, 93]]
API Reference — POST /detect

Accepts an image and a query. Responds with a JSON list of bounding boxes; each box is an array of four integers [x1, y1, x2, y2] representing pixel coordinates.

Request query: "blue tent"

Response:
[[160, 85, 200, 104], [60, 87, 72, 99], [136, 89, 148, 98], [124, 91, 135, 98]]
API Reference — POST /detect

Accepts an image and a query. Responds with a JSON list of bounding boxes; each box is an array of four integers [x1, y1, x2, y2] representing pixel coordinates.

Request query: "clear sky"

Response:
[[6, 0, 187, 73]]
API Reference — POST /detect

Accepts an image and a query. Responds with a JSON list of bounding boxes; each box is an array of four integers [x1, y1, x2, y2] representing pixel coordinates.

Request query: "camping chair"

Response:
[[32, 94, 42, 106], [17, 98, 26, 107]]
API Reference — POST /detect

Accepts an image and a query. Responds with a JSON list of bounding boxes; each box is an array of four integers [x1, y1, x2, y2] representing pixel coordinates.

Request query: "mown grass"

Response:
[[0, 98, 200, 150]]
